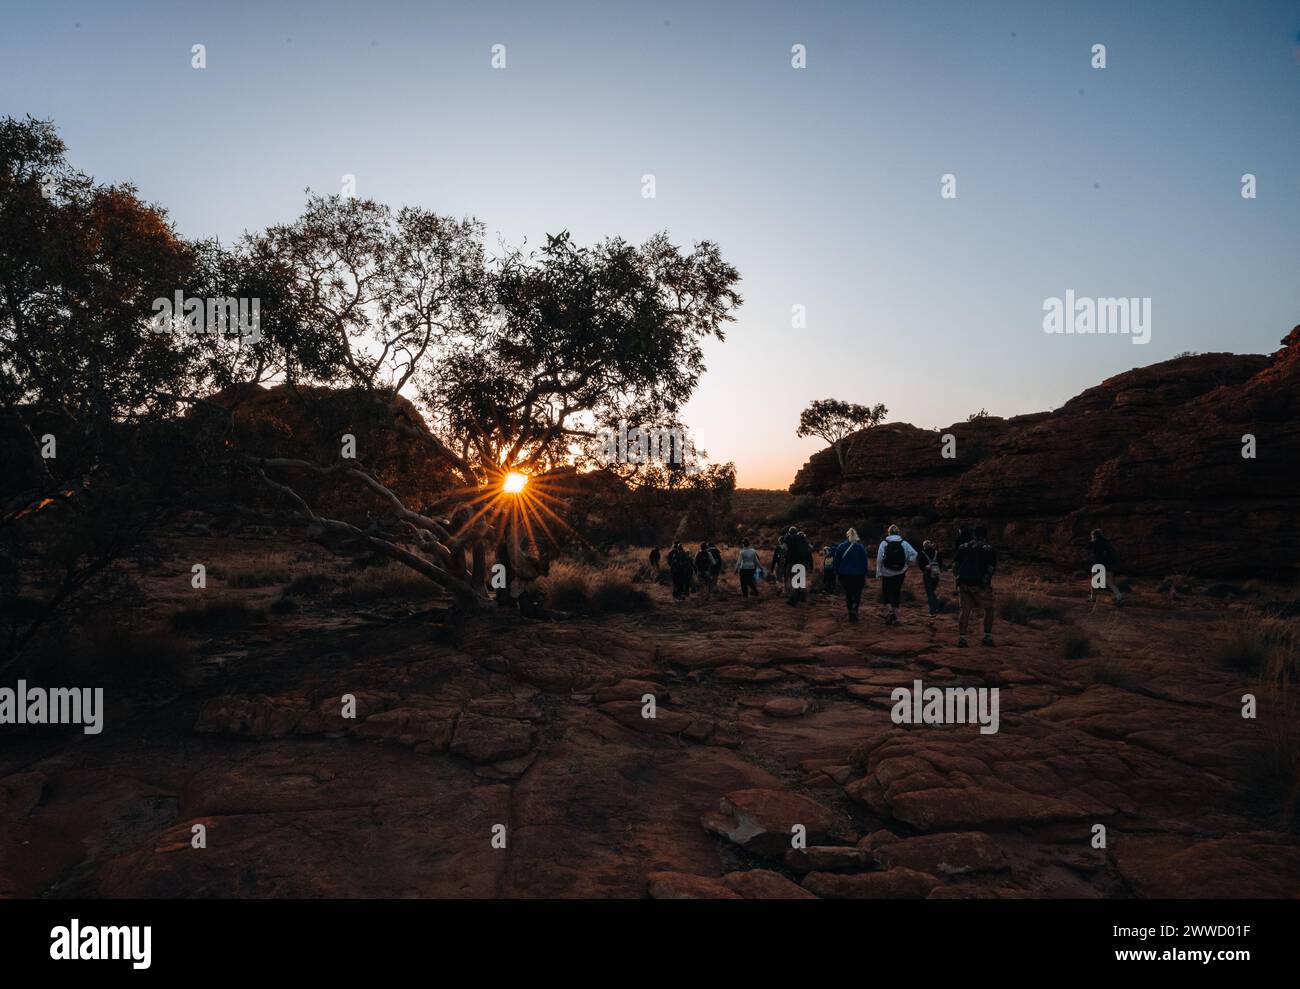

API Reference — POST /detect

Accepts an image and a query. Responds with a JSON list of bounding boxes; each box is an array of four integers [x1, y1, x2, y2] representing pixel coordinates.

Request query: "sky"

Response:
[[3, 0, 1299, 487]]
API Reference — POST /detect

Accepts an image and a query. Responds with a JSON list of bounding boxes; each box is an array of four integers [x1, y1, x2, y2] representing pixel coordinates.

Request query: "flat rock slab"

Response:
[[723, 869, 818, 899], [864, 831, 1008, 876], [647, 871, 741, 899], [803, 867, 939, 899], [449, 713, 536, 763], [701, 787, 846, 857], [763, 698, 811, 718]]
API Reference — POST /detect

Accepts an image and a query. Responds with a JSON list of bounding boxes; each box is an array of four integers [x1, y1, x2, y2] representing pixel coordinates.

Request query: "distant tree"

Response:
[[796, 399, 887, 473], [968, 408, 990, 421]]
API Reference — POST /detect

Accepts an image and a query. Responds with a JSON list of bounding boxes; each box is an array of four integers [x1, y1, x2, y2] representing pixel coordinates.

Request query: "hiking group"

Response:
[[647, 525, 1125, 647]]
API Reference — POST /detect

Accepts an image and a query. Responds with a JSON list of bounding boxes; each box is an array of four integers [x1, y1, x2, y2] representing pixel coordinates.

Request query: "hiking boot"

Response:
[[982, 634, 995, 647], [958, 637, 969, 648]]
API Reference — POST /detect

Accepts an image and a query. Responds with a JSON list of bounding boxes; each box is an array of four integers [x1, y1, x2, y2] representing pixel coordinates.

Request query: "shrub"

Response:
[[332, 565, 437, 605], [284, 573, 336, 597], [228, 568, 290, 589], [1213, 621, 1296, 681], [543, 572, 591, 611], [591, 574, 653, 612], [170, 599, 261, 633], [998, 581, 1064, 625], [538, 559, 653, 614]]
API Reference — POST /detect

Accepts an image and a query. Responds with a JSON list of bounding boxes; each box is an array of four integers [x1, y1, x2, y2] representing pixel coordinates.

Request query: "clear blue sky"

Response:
[[4, 0, 1299, 486]]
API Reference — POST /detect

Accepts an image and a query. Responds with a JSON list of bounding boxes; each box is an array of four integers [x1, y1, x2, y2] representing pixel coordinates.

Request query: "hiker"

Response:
[[876, 524, 918, 625], [917, 539, 943, 615], [785, 528, 815, 605], [953, 524, 997, 647], [769, 540, 785, 588], [667, 542, 693, 600], [649, 546, 661, 574], [832, 528, 870, 622], [707, 542, 723, 587], [735, 537, 761, 599], [822, 545, 837, 594], [694, 542, 716, 598], [1089, 529, 1123, 605]]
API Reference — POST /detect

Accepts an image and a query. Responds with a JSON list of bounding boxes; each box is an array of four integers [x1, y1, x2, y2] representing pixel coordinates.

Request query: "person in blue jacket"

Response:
[[832, 527, 870, 622]]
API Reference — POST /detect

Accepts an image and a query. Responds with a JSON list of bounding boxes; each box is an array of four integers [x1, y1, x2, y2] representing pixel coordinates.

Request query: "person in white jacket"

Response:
[[876, 524, 918, 625]]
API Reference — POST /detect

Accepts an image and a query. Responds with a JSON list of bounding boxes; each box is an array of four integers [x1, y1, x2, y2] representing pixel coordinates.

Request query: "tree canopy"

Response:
[[796, 398, 888, 473]]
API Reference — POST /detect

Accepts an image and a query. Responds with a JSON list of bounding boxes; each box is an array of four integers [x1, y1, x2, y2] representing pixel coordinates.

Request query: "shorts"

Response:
[[958, 584, 995, 611]]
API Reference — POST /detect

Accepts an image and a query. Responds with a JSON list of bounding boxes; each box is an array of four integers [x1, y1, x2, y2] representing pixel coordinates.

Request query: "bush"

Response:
[[538, 559, 653, 614], [1214, 620, 1297, 683], [284, 572, 336, 597], [1063, 627, 1093, 659], [543, 571, 591, 611], [332, 565, 436, 605], [228, 568, 290, 588], [591, 574, 653, 612], [170, 599, 262, 633], [998, 582, 1064, 625]]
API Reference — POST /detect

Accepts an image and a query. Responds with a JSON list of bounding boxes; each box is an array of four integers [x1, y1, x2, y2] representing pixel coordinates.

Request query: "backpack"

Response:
[[956, 540, 987, 585], [882, 538, 906, 570]]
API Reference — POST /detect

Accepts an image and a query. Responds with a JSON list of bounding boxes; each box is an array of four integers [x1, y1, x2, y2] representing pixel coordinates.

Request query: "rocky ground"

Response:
[[2, 539, 1298, 899]]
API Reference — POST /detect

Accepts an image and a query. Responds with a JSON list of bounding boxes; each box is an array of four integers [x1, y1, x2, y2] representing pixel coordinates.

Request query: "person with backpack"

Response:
[[832, 528, 870, 622], [735, 537, 761, 599], [953, 523, 997, 647], [667, 542, 693, 600], [707, 542, 723, 587], [648, 546, 661, 575], [822, 545, 837, 594], [1089, 529, 1123, 606], [876, 524, 918, 625], [785, 528, 815, 605], [917, 539, 943, 615], [694, 542, 716, 598]]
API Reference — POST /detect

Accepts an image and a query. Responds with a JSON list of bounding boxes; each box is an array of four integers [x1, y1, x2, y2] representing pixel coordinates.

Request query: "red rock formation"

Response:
[[790, 329, 1297, 575]]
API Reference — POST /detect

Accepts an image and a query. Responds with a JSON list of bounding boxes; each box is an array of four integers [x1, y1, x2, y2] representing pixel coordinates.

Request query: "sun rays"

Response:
[[441, 469, 588, 558]]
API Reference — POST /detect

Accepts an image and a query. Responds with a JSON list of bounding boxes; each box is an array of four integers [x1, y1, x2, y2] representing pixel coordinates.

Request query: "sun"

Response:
[[502, 471, 529, 494]]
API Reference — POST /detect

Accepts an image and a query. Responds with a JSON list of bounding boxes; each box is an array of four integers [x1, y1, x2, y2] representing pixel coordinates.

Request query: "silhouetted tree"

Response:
[[797, 398, 887, 473]]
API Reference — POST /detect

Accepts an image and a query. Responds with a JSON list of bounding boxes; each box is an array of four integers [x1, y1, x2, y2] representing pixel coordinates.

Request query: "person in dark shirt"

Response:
[[648, 546, 661, 575], [667, 542, 693, 600], [953, 524, 997, 647], [832, 528, 869, 621], [917, 539, 943, 615], [785, 529, 814, 605], [694, 542, 716, 598]]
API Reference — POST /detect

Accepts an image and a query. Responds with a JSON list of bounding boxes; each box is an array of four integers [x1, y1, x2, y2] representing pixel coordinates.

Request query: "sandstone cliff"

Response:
[[789, 327, 1299, 575]]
